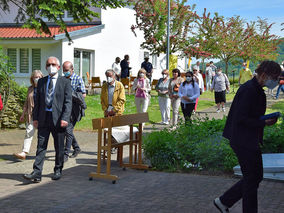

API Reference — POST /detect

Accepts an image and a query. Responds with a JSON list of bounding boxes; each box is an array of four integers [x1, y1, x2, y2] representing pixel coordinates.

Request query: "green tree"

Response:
[[129, 0, 197, 56], [0, 0, 128, 40]]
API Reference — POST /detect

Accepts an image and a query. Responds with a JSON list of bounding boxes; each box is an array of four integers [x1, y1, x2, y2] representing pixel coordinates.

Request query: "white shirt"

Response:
[[112, 62, 121, 75], [178, 82, 200, 104], [45, 73, 58, 111], [195, 73, 204, 92]]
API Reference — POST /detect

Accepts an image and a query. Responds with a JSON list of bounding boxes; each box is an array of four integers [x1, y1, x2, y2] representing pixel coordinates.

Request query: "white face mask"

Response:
[[107, 77, 114, 84], [264, 79, 278, 89], [217, 71, 222, 75], [162, 74, 167, 79], [47, 65, 58, 75], [33, 77, 39, 84], [186, 77, 192, 82], [139, 73, 144, 78]]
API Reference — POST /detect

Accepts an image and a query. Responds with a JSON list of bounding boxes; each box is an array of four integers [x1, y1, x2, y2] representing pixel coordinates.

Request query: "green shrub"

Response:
[[261, 116, 284, 153], [143, 116, 283, 173], [143, 117, 238, 172]]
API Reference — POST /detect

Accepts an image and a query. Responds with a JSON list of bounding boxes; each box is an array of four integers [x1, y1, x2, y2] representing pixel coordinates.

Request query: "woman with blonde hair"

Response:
[[132, 68, 151, 114], [14, 70, 43, 160]]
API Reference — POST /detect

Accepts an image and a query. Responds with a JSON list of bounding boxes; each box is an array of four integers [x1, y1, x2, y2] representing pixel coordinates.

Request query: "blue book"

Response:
[[260, 112, 281, 120]]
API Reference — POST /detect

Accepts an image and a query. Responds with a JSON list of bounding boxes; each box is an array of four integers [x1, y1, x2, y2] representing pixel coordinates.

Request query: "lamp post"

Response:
[[166, 0, 170, 69]]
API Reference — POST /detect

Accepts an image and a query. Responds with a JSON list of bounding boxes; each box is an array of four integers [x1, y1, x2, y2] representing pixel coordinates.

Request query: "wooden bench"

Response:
[[89, 113, 149, 184]]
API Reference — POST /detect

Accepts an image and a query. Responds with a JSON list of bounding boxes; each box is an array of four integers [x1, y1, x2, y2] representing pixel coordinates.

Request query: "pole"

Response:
[[166, 0, 170, 69], [232, 70, 235, 93]]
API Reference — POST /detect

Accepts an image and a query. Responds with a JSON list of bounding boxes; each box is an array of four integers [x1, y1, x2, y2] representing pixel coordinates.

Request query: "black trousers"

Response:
[[64, 119, 80, 155], [33, 112, 66, 175], [181, 102, 195, 121], [220, 145, 263, 213]]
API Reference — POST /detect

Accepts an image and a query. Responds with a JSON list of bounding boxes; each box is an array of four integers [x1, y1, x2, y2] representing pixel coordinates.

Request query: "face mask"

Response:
[[264, 79, 278, 89], [107, 77, 114, 84], [186, 77, 192, 82], [217, 71, 222, 75], [162, 74, 167, 79], [64, 71, 71, 78], [242, 66, 246, 69], [139, 73, 144, 78], [34, 77, 39, 84], [47, 65, 58, 75]]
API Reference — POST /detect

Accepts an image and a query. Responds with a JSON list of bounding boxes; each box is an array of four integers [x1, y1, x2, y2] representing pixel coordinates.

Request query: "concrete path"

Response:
[[0, 128, 283, 213]]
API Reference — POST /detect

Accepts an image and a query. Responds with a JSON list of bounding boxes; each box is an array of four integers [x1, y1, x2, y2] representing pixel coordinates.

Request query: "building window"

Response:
[[20, 48, 29, 73], [6, 48, 41, 74], [32, 49, 41, 71], [7, 48, 17, 73], [74, 49, 93, 84]]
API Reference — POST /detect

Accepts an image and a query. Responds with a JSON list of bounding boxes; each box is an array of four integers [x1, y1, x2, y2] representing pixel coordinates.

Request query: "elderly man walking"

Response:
[[23, 56, 72, 182], [62, 61, 86, 162]]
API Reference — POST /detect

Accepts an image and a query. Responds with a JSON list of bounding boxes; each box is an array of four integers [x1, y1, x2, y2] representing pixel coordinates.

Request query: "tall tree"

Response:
[[238, 18, 281, 62], [129, 0, 198, 56], [0, 0, 128, 40]]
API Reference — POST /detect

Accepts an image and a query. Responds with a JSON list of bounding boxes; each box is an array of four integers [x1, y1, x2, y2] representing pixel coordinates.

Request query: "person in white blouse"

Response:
[[193, 66, 204, 113], [132, 68, 151, 114], [112, 57, 121, 80], [178, 71, 200, 121]]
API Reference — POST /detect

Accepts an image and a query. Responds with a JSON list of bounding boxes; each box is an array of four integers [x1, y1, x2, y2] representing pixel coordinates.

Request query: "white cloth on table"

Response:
[[104, 125, 138, 143]]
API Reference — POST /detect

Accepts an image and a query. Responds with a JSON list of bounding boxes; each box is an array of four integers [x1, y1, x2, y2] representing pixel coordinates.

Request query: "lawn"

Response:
[[75, 91, 222, 130], [75, 89, 283, 130]]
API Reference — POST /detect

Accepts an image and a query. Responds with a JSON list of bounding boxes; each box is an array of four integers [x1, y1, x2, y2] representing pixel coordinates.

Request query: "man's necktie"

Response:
[[46, 77, 53, 109]]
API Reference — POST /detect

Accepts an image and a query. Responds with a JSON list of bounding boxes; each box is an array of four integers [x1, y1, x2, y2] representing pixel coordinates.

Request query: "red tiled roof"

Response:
[[0, 25, 96, 39]]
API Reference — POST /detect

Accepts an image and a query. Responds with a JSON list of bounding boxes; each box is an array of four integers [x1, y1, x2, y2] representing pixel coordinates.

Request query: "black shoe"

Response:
[[64, 155, 69, 162], [23, 171, 41, 183], [70, 148, 81, 158], [51, 171, 62, 180]]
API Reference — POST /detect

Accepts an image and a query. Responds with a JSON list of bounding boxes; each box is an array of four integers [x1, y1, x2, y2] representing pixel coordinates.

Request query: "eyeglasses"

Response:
[[46, 63, 57, 66]]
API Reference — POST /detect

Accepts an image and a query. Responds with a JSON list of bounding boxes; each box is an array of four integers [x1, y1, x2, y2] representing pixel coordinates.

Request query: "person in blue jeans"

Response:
[[275, 71, 284, 99]]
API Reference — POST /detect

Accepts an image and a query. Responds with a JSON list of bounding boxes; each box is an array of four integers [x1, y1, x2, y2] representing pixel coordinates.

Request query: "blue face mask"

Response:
[[64, 71, 71, 77], [264, 79, 278, 89]]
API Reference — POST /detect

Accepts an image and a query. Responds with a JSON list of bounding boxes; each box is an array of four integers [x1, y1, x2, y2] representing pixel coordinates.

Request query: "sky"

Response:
[[187, 0, 284, 37]]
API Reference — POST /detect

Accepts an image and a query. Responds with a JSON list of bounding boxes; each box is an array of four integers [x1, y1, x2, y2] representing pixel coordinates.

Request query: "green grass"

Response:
[[265, 100, 284, 115], [75, 92, 225, 130]]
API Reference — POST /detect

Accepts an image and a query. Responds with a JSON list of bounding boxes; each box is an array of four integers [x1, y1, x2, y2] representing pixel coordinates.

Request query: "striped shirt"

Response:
[[70, 73, 86, 93]]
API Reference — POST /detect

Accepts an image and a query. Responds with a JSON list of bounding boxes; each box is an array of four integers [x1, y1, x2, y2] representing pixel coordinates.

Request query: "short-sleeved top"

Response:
[[155, 78, 170, 98], [212, 73, 230, 92], [70, 73, 86, 93], [239, 68, 252, 84]]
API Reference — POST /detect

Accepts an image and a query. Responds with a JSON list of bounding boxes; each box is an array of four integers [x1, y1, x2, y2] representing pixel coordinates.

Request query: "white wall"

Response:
[[0, 41, 62, 86]]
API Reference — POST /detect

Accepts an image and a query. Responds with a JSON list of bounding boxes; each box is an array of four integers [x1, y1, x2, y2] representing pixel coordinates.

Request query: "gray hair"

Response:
[[105, 69, 115, 76], [47, 56, 60, 66]]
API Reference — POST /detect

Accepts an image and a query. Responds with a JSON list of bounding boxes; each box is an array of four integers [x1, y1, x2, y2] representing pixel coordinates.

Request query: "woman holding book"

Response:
[[214, 61, 281, 213]]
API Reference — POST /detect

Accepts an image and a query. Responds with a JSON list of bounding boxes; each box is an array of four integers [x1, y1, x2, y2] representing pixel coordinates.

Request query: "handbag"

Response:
[[173, 83, 180, 92]]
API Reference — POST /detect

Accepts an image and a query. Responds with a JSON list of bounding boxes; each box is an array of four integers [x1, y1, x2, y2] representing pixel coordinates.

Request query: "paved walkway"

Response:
[[0, 126, 283, 213]]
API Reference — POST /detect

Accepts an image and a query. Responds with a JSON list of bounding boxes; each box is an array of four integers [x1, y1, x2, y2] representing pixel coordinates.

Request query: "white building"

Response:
[[0, 5, 187, 86]]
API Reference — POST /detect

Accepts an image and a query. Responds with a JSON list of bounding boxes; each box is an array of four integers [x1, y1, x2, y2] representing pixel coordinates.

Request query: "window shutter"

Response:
[[32, 49, 41, 71], [7, 48, 17, 73], [20, 48, 29, 73]]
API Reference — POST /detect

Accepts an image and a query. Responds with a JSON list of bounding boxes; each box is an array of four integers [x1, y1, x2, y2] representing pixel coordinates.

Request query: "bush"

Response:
[[143, 116, 284, 173], [262, 116, 284, 153], [143, 117, 238, 172]]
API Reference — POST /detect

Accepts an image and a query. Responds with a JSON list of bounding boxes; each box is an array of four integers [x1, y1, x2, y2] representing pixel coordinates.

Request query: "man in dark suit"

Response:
[[120, 54, 131, 78], [214, 61, 281, 213], [23, 56, 72, 182]]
